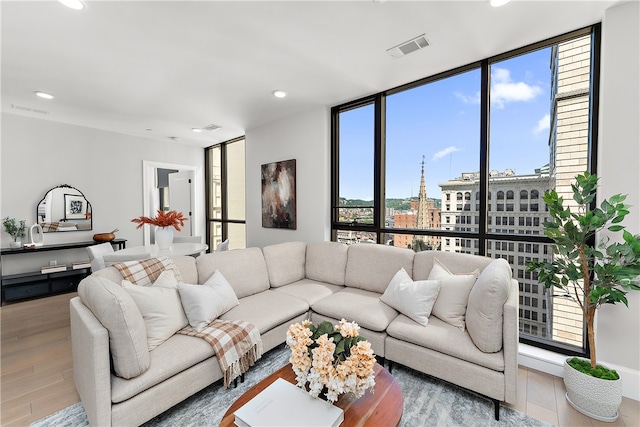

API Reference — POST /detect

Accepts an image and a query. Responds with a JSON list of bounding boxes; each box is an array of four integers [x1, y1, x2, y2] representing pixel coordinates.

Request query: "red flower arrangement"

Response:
[[131, 210, 188, 231]]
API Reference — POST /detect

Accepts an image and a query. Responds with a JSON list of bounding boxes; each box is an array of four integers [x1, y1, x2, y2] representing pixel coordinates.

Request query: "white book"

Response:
[[234, 378, 344, 427]]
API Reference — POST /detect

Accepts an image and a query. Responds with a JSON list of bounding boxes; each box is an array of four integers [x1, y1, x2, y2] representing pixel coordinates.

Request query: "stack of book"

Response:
[[41, 264, 67, 274], [234, 378, 343, 427], [72, 261, 92, 270]]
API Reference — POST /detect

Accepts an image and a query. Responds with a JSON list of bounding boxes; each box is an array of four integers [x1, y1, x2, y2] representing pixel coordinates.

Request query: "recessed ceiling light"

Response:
[[192, 128, 203, 133], [273, 90, 287, 98], [58, 0, 85, 10], [34, 91, 54, 100], [490, 0, 511, 7]]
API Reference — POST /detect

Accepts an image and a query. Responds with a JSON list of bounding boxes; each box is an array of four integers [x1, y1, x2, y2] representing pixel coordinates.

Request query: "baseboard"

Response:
[[518, 344, 640, 401]]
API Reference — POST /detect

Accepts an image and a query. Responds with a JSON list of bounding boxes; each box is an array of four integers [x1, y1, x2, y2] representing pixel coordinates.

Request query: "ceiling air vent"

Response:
[[11, 104, 50, 115], [202, 124, 221, 132], [386, 34, 430, 59]]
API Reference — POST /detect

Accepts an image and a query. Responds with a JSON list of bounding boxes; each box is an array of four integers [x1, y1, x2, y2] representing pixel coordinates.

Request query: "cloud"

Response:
[[491, 67, 542, 108], [432, 146, 461, 161], [533, 113, 550, 134], [455, 91, 480, 105], [454, 68, 542, 109]]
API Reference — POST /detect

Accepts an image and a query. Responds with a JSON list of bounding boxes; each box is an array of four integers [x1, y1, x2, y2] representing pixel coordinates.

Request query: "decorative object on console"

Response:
[[93, 228, 119, 242], [28, 223, 44, 247], [2, 217, 26, 248], [286, 319, 376, 404], [527, 172, 640, 422], [131, 210, 188, 250], [37, 184, 92, 233], [261, 159, 296, 230]]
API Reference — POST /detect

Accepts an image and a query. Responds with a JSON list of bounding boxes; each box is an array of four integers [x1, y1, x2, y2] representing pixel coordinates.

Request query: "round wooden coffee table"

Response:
[[219, 362, 403, 426]]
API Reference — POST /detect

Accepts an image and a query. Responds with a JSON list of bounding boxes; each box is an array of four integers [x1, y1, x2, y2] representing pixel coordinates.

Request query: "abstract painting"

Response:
[[261, 159, 296, 230]]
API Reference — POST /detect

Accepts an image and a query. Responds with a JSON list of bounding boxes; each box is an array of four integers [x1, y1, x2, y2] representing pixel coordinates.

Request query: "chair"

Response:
[[173, 235, 202, 243], [86, 242, 114, 272], [103, 252, 152, 267], [216, 239, 229, 252]]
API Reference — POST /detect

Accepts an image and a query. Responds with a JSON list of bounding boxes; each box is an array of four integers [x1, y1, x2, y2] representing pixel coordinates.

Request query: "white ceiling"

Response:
[[1, 0, 618, 148]]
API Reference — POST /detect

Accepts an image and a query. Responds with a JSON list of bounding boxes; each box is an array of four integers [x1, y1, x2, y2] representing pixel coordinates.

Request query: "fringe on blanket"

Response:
[[224, 341, 264, 388]]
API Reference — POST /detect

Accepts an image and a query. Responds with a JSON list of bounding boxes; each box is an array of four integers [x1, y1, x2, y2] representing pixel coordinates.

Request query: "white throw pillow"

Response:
[[178, 270, 239, 331], [122, 271, 188, 350], [428, 258, 479, 331], [380, 268, 441, 327]]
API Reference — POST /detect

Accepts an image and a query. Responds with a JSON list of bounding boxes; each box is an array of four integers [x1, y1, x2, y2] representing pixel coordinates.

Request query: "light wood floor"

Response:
[[1, 292, 639, 426]]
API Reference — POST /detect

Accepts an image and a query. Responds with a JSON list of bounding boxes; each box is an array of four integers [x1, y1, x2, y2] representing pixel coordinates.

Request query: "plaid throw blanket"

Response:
[[112, 256, 183, 286], [177, 319, 263, 388]]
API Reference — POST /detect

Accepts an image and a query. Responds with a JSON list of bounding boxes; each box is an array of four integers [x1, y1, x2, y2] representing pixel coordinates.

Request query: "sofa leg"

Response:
[[493, 399, 500, 420], [241, 373, 245, 383], [388, 360, 394, 374]]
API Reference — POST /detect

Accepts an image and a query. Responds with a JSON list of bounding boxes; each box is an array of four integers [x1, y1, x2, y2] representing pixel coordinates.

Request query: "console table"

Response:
[[1, 239, 127, 303]]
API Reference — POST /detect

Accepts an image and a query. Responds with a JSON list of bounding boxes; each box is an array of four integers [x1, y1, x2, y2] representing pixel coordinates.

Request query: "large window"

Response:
[[205, 137, 246, 251], [331, 25, 600, 355]]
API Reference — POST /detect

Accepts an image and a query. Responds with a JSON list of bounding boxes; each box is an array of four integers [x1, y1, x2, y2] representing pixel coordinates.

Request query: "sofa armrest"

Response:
[[70, 297, 112, 426], [502, 278, 519, 404]]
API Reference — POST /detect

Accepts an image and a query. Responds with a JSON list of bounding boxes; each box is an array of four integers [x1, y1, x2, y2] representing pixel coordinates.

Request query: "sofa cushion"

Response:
[[78, 276, 149, 379], [305, 241, 349, 285], [428, 258, 479, 331], [196, 247, 270, 298], [344, 244, 414, 294], [386, 314, 505, 372], [263, 241, 306, 287], [380, 268, 441, 327], [219, 290, 309, 334], [122, 271, 189, 351], [178, 270, 239, 331], [312, 288, 399, 332], [466, 258, 512, 353], [273, 278, 344, 305], [413, 250, 493, 279], [111, 334, 218, 403]]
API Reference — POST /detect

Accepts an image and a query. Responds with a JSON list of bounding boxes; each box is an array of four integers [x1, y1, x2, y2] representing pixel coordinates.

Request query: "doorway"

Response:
[[142, 160, 203, 246]]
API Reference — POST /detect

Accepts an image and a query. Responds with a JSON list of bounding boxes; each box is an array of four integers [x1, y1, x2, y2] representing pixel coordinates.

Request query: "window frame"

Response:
[[330, 24, 601, 357]]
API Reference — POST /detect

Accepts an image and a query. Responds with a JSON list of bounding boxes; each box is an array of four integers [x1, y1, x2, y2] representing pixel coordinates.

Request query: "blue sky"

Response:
[[339, 46, 552, 200]]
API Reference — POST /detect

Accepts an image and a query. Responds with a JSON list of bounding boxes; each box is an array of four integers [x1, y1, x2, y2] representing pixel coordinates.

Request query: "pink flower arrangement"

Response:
[[131, 210, 188, 231], [286, 319, 376, 404]]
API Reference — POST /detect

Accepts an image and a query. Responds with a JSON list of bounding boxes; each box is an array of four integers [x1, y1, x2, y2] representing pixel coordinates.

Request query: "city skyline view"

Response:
[[339, 46, 553, 201]]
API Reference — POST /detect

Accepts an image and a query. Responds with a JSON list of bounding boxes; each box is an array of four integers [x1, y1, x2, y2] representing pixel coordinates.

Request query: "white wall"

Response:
[[1, 113, 204, 274], [245, 107, 330, 248], [595, 1, 640, 399]]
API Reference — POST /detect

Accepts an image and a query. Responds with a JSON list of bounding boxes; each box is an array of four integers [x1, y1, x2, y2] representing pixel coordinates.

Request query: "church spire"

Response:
[[416, 155, 429, 231]]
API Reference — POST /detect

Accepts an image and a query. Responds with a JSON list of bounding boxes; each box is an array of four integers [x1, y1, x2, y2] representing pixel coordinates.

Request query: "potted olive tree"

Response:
[[2, 217, 27, 248], [528, 172, 640, 422]]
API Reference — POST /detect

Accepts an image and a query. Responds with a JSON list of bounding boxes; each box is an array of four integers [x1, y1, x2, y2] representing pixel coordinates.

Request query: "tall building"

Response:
[[547, 35, 591, 348], [439, 168, 553, 339]]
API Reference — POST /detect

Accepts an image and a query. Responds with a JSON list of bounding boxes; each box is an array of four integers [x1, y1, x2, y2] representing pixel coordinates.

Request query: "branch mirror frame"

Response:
[[36, 184, 93, 233]]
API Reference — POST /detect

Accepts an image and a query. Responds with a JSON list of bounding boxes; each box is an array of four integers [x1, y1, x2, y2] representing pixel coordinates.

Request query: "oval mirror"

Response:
[[36, 184, 92, 233]]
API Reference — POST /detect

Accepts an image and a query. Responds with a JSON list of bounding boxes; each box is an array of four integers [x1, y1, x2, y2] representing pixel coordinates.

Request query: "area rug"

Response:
[[31, 346, 551, 427]]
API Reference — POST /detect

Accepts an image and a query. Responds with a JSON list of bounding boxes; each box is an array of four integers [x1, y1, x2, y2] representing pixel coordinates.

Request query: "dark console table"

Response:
[[1, 239, 127, 303]]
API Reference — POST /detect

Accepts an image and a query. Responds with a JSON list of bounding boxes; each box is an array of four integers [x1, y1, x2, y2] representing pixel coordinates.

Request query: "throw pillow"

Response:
[[466, 258, 512, 353], [112, 256, 184, 286], [428, 258, 479, 331], [380, 268, 441, 327], [178, 270, 240, 331], [122, 271, 188, 350], [77, 276, 150, 379]]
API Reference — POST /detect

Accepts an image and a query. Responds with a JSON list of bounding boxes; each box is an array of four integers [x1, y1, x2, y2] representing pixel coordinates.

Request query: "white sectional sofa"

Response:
[[70, 241, 518, 426]]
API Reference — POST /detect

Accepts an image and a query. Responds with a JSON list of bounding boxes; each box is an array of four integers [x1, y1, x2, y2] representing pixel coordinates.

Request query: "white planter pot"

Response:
[[564, 357, 622, 422], [9, 240, 21, 248], [155, 227, 173, 250]]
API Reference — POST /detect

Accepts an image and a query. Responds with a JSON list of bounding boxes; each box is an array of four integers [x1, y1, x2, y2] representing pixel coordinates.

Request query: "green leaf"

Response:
[[608, 225, 625, 232]]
